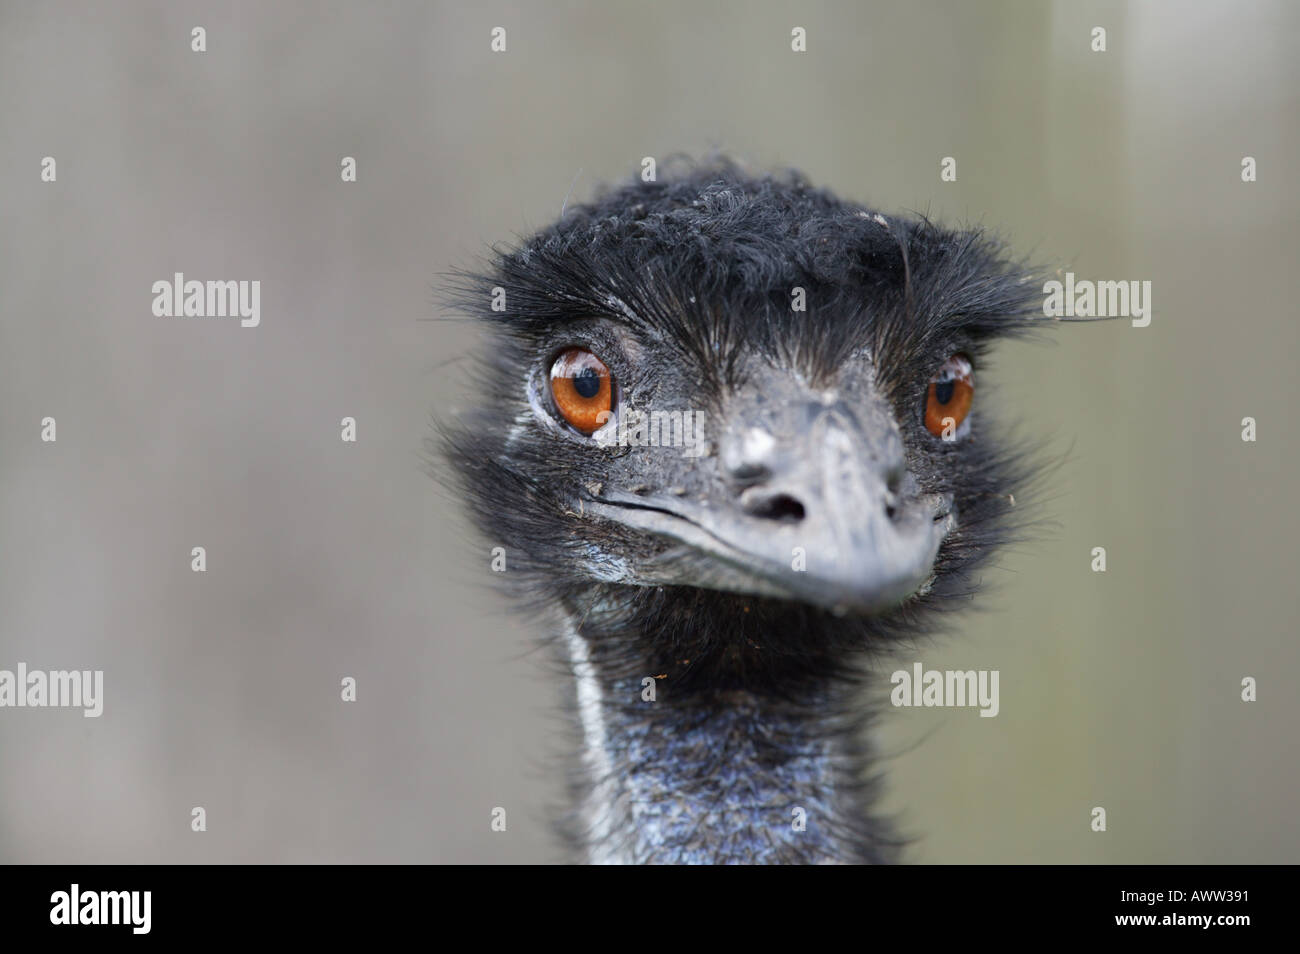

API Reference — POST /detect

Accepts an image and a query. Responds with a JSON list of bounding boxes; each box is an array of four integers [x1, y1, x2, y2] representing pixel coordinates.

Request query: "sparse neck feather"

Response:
[[560, 592, 892, 865]]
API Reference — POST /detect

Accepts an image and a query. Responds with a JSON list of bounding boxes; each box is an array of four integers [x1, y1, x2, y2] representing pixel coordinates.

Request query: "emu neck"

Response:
[[561, 594, 890, 864]]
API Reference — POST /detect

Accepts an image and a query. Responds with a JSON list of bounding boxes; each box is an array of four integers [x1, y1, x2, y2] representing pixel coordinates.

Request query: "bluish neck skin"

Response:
[[563, 618, 885, 865]]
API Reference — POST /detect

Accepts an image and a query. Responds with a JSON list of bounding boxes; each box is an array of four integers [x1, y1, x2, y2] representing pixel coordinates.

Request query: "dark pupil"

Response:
[[934, 379, 955, 405], [573, 367, 601, 399]]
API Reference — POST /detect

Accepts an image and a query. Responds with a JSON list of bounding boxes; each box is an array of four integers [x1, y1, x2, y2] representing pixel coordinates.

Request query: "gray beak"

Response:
[[586, 387, 955, 616]]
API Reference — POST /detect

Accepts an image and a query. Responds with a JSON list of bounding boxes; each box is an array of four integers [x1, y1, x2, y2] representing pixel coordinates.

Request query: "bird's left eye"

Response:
[[924, 354, 974, 438], [550, 348, 614, 435]]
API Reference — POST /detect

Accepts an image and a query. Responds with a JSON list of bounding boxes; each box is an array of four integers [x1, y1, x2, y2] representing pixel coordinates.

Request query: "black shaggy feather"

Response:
[[439, 158, 1083, 864]]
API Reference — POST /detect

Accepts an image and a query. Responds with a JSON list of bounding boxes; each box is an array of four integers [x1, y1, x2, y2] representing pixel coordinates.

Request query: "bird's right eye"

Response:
[[550, 348, 614, 435], [924, 354, 974, 438]]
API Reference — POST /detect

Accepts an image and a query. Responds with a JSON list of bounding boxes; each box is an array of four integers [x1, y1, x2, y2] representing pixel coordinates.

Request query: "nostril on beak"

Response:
[[727, 461, 771, 486], [882, 462, 904, 521], [744, 492, 807, 523], [884, 462, 904, 495]]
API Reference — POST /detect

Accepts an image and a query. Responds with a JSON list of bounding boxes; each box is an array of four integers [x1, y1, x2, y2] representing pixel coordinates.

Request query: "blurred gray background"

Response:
[[1, 0, 1296, 863]]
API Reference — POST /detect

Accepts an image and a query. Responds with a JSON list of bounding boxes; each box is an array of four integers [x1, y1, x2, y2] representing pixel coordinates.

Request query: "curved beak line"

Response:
[[585, 416, 955, 616]]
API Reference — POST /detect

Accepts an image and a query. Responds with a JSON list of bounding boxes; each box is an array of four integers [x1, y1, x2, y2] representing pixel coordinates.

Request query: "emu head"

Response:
[[443, 163, 1049, 689]]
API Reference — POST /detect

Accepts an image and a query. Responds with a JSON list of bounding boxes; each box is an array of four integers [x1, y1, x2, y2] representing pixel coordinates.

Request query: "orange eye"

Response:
[[550, 348, 613, 435], [924, 355, 974, 439]]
